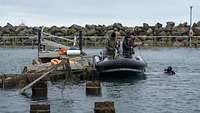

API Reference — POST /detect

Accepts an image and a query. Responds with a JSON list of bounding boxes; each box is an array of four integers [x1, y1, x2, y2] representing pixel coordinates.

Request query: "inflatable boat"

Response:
[[93, 49, 147, 76]]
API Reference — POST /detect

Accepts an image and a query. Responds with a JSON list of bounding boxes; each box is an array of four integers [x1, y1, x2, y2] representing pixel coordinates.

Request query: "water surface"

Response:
[[0, 48, 200, 113]]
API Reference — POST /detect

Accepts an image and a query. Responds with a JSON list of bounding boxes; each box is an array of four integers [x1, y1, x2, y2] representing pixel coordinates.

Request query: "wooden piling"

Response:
[[32, 80, 47, 100], [79, 30, 83, 52], [32, 40, 34, 49], [86, 81, 101, 96], [64, 58, 72, 83], [30, 102, 50, 113], [0, 78, 2, 88], [94, 101, 115, 113]]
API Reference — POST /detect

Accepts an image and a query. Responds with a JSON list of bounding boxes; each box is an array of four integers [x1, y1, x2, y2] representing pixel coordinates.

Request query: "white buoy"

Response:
[[67, 50, 81, 56]]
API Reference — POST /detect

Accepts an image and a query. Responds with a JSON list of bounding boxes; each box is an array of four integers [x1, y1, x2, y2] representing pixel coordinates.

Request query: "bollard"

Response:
[[86, 81, 101, 96], [30, 102, 50, 113], [32, 80, 47, 100], [94, 101, 115, 113]]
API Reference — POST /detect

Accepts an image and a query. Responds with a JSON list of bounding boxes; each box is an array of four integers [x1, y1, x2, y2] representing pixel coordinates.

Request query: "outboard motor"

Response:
[[92, 55, 102, 65]]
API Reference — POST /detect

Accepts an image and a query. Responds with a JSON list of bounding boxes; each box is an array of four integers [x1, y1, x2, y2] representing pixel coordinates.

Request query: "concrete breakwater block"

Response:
[[30, 102, 50, 113], [86, 81, 101, 96], [32, 80, 47, 100], [94, 101, 115, 113]]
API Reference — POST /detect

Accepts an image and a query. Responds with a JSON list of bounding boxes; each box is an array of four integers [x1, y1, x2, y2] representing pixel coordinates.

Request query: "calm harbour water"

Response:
[[0, 48, 200, 113]]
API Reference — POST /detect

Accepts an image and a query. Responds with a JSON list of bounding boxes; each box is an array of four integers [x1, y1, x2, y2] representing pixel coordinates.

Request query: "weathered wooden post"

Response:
[[14, 36, 16, 47], [0, 79, 2, 88], [85, 58, 101, 96], [152, 36, 155, 47], [32, 39, 34, 49], [94, 101, 116, 113], [32, 80, 47, 100], [169, 36, 172, 47], [64, 58, 72, 83], [79, 30, 83, 53], [11, 37, 14, 47], [94, 37, 97, 47], [0, 76, 4, 88], [3, 38, 6, 47], [38, 29, 42, 59], [84, 36, 87, 47], [30, 102, 50, 113], [86, 81, 101, 96]]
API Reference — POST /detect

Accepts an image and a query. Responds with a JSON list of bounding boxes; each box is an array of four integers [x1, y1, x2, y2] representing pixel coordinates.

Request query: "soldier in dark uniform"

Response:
[[106, 32, 117, 59], [122, 32, 138, 58], [122, 33, 132, 58]]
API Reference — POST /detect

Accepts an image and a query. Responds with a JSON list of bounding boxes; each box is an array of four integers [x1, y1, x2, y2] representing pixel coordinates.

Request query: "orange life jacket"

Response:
[[51, 59, 61, 65]]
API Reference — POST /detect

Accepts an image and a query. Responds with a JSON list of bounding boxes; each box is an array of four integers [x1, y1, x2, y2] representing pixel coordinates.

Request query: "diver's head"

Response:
[[167, 66, 172, 71]]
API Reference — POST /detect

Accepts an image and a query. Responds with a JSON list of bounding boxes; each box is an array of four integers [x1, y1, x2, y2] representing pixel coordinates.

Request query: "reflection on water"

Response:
[[0, 48, 200, 113], [99, 72, 146, 85]]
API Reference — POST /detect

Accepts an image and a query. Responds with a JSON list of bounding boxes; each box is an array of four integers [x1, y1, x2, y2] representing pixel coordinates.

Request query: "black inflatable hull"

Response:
[[95, 58, 147, 76]]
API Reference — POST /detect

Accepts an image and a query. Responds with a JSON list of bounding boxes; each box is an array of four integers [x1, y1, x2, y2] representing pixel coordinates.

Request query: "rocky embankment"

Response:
[[1, 22, 200, 36]]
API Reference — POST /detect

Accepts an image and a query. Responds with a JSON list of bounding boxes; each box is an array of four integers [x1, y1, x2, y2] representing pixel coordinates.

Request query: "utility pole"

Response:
[[189, 6, 193, 47]]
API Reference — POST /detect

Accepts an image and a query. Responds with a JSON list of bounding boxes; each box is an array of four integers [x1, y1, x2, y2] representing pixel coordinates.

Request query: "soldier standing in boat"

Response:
[[122, 32, 138, 58], [106, 32, 117, 59], [122, 32, 132, 58], [115, 29, 122, 55]]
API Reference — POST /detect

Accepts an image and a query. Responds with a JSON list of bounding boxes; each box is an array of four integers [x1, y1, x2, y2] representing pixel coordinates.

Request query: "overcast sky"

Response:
[[0, 0, 200, 27]]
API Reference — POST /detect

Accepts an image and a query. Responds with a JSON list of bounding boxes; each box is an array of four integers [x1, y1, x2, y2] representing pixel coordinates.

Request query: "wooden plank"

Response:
[[19, 66, 55, 94], [19, 60, 68, 94], [41, 39, 68, 48]]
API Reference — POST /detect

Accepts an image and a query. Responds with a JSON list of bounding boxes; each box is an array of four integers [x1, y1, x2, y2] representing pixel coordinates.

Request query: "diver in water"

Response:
[[164, 66, 175, 75]]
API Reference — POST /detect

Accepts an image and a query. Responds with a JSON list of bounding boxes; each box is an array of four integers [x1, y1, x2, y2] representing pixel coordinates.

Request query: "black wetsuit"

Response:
[[164, 68, 175, 75]]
